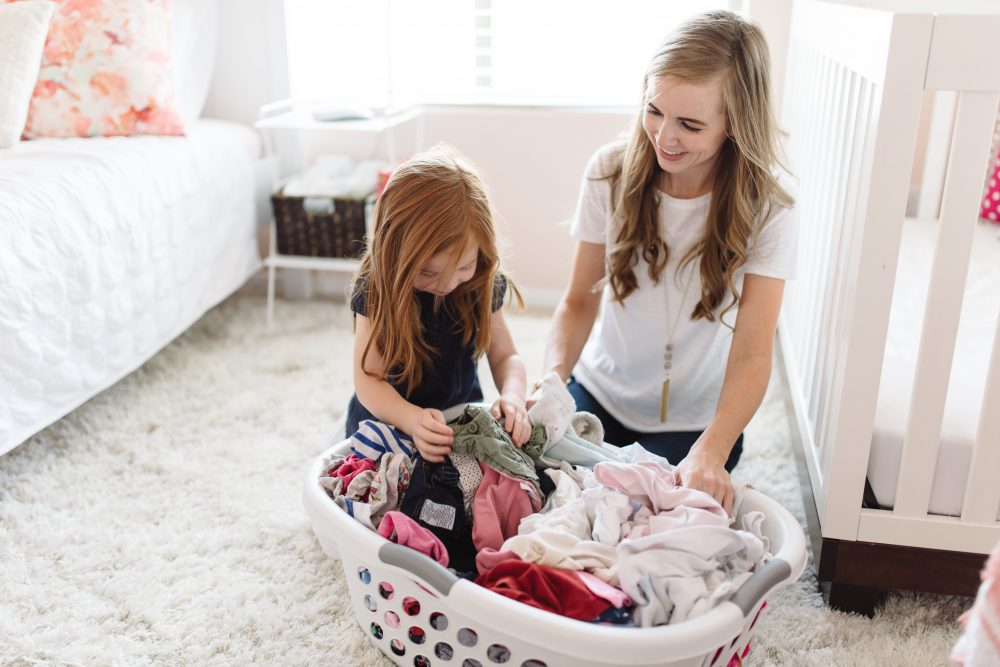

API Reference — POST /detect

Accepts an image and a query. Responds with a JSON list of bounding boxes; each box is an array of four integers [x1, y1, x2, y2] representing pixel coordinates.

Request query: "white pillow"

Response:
[[0, 0, 53, 148]]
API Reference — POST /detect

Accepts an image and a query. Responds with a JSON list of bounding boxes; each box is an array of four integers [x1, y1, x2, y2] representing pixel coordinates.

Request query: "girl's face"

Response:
[[642, 75, 729, 195], [413, 243, 479, 296]]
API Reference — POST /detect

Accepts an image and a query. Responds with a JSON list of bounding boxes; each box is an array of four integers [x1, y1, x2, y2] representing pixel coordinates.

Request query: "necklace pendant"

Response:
[[660, 374, 670, 422]]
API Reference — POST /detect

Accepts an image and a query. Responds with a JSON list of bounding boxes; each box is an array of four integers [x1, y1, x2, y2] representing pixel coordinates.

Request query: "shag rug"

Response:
[[0, 290, 972, 666]]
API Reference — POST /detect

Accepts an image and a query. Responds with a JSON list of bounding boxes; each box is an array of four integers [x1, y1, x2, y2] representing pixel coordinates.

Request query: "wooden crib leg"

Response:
[[816, 536, 981, 616], [821, 581, 888, 617]]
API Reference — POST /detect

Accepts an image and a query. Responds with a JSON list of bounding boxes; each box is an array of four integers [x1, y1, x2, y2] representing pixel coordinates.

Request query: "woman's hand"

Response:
[[408, 408, 454, 462], [491, 394, 531, 447], [675, 446, 734, 515]]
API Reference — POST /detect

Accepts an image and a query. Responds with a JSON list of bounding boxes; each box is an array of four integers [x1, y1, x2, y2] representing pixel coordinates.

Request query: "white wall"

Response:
[[202, 0, 289, 128]]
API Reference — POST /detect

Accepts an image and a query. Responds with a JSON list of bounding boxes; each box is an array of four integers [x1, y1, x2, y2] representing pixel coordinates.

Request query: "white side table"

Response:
[[255, 100, 425, 328]]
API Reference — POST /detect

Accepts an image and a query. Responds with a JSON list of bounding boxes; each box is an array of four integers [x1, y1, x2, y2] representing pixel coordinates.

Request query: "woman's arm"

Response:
[[541, 240, 606, 383], [675, 274, 785, 513], [486, 309, 530, 445], [353, 314, 454, 461]]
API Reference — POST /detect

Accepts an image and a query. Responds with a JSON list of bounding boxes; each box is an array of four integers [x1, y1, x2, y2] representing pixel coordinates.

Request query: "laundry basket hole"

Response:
[[414, 657, 431, 667], [379, 581, 395, 600], [487, 644, 511, 663], [408, 626, 426, 644], [434, 642, 454, 660], [520, 661, 547, 667], [370, 622, 383, 640], [462, 660, 482, 667], [402, 596, 421, 616], [385, 611, 400, 629], [358, 567, 371, 584], [363, 594, 377, 612], [457, 628, 478, 647], [391, 639, 406, 656], [429, 612, 448, 631]]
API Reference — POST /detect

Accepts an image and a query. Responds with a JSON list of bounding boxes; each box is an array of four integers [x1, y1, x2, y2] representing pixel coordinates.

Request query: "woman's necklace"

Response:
[[662, 264, 695, 422]]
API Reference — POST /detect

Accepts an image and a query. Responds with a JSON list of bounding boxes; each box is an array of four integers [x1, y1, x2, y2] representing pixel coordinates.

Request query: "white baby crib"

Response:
[[777, 0, 1000, 612]]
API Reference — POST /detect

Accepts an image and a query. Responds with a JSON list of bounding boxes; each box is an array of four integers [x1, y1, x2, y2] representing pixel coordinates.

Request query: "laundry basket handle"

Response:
[[728, 558, 792, 615], [378, 542, 460, 596]]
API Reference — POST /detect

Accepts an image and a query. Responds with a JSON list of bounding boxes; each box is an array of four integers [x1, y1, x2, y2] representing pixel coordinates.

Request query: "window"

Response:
[[284, 0, 740, 108]]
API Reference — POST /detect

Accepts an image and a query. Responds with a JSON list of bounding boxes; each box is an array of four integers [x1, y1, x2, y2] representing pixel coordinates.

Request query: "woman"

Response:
[[539, 10, 798, 513]]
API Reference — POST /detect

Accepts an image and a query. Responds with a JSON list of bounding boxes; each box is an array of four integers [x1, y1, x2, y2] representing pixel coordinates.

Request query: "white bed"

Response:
[[869, 218, 1000, 519], [0, 119, 262, 455], [776, 0, 1000, 612]]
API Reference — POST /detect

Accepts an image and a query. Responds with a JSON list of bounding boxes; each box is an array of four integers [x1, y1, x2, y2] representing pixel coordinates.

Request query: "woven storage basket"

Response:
[[271, 192, 369, 258]]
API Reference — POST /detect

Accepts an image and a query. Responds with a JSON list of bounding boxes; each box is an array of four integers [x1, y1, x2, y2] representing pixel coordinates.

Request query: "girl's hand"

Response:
[[408, 408, 454, 462], [491, 394, 531, 447], [675, 447, 734, 515]]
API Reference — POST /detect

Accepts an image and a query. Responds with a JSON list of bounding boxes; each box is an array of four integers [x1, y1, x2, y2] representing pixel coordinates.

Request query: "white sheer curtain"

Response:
[[284, 0, 739, 108]]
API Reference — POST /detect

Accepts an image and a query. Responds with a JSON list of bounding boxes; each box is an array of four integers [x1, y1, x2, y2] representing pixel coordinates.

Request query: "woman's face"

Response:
[[641, 75, 729, 195], [413, 243, 478, 296]]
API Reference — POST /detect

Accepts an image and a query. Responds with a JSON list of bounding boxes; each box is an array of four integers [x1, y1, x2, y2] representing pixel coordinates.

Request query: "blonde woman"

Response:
[[540, 10, 798, 512], [348, 145, 529, 460]]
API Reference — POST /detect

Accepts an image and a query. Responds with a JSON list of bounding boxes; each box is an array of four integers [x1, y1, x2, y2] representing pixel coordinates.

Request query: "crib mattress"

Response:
[[868, 218, 1000, 519], [0, 120, 262, 455]]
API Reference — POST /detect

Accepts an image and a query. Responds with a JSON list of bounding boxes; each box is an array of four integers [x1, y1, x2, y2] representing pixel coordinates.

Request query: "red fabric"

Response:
[[474, 560, 611, 621], [327, 453, 377, 486], [475, 548, 521, 576]]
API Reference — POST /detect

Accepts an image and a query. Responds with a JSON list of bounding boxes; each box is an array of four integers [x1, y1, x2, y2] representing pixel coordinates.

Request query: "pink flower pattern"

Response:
[[6, 0, 184, 138]]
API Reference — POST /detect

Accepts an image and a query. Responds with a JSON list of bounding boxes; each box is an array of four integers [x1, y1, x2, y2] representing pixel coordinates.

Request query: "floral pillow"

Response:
[[9, 0, 184, 138]]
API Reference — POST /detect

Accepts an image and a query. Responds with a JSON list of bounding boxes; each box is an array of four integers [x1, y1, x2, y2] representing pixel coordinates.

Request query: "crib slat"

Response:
[[894, 91, 1000, 518], [780, 3, 934, 539], [807, 12, 933, 539], [961, 305, 1000, 524]]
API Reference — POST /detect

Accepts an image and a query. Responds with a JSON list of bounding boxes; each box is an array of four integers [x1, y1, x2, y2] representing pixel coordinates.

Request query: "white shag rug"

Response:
[[0, 290, 972, 666]]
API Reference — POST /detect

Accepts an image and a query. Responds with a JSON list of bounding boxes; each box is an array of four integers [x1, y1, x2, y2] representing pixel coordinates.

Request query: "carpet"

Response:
[[0, 290, 971, 666]]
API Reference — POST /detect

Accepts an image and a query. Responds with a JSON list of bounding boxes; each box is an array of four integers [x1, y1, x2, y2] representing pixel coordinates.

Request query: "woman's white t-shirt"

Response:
[[570, 144, 799, 432]]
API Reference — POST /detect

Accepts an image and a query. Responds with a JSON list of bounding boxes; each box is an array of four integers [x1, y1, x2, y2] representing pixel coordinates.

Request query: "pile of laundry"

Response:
[[319, 374, 770, 627]]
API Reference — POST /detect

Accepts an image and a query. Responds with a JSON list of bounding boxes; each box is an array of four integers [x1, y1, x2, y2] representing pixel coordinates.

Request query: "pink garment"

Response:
[[475, 548, 521, 576], [952, 541, 1000, 665], [594, 461, 728, 530], [576, 571, 632, 608], [327, 453, 378, 487], [378, 511, 449, 567], [472, 463, 542, 552]]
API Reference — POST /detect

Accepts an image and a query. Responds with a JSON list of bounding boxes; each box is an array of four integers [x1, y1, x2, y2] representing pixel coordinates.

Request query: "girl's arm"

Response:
[[353, 314, 454, 461], [675, 274, 785, 513], [486, 309, 530, 446], [541, 240, 606, 383]]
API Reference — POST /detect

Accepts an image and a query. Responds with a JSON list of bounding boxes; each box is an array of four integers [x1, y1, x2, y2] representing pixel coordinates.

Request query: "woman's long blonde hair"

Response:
[[353, 144, 519, 389], [605, 10, 793, 322]]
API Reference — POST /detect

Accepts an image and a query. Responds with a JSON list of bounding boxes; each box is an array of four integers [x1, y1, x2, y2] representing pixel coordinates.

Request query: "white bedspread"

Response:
[[868, 218, 1000, 519], [0, 119, 262, 454]]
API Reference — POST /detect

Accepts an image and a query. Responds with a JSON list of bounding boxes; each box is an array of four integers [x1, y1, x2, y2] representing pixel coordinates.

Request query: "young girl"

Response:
[[345, 145, 531, 462]]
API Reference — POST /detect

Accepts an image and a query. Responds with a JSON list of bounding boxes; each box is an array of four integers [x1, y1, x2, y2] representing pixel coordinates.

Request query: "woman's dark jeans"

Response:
[[567, 378, 743, 472]]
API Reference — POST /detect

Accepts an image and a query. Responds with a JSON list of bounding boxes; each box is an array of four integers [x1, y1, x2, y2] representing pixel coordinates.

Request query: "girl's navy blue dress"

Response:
[[345, 274, 507, 435]]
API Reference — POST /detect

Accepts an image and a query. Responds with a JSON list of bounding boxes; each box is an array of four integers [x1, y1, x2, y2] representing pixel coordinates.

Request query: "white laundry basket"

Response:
[[304, 439, 807, 667]]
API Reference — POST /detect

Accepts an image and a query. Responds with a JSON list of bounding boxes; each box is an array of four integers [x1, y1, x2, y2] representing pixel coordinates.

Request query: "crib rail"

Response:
[[780, 0, 932, 540], [778, 0, 1000, 552]]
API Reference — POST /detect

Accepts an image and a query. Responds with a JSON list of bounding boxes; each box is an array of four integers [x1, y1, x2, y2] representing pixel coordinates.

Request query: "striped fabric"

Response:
[[350, 420, 416, 461]]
